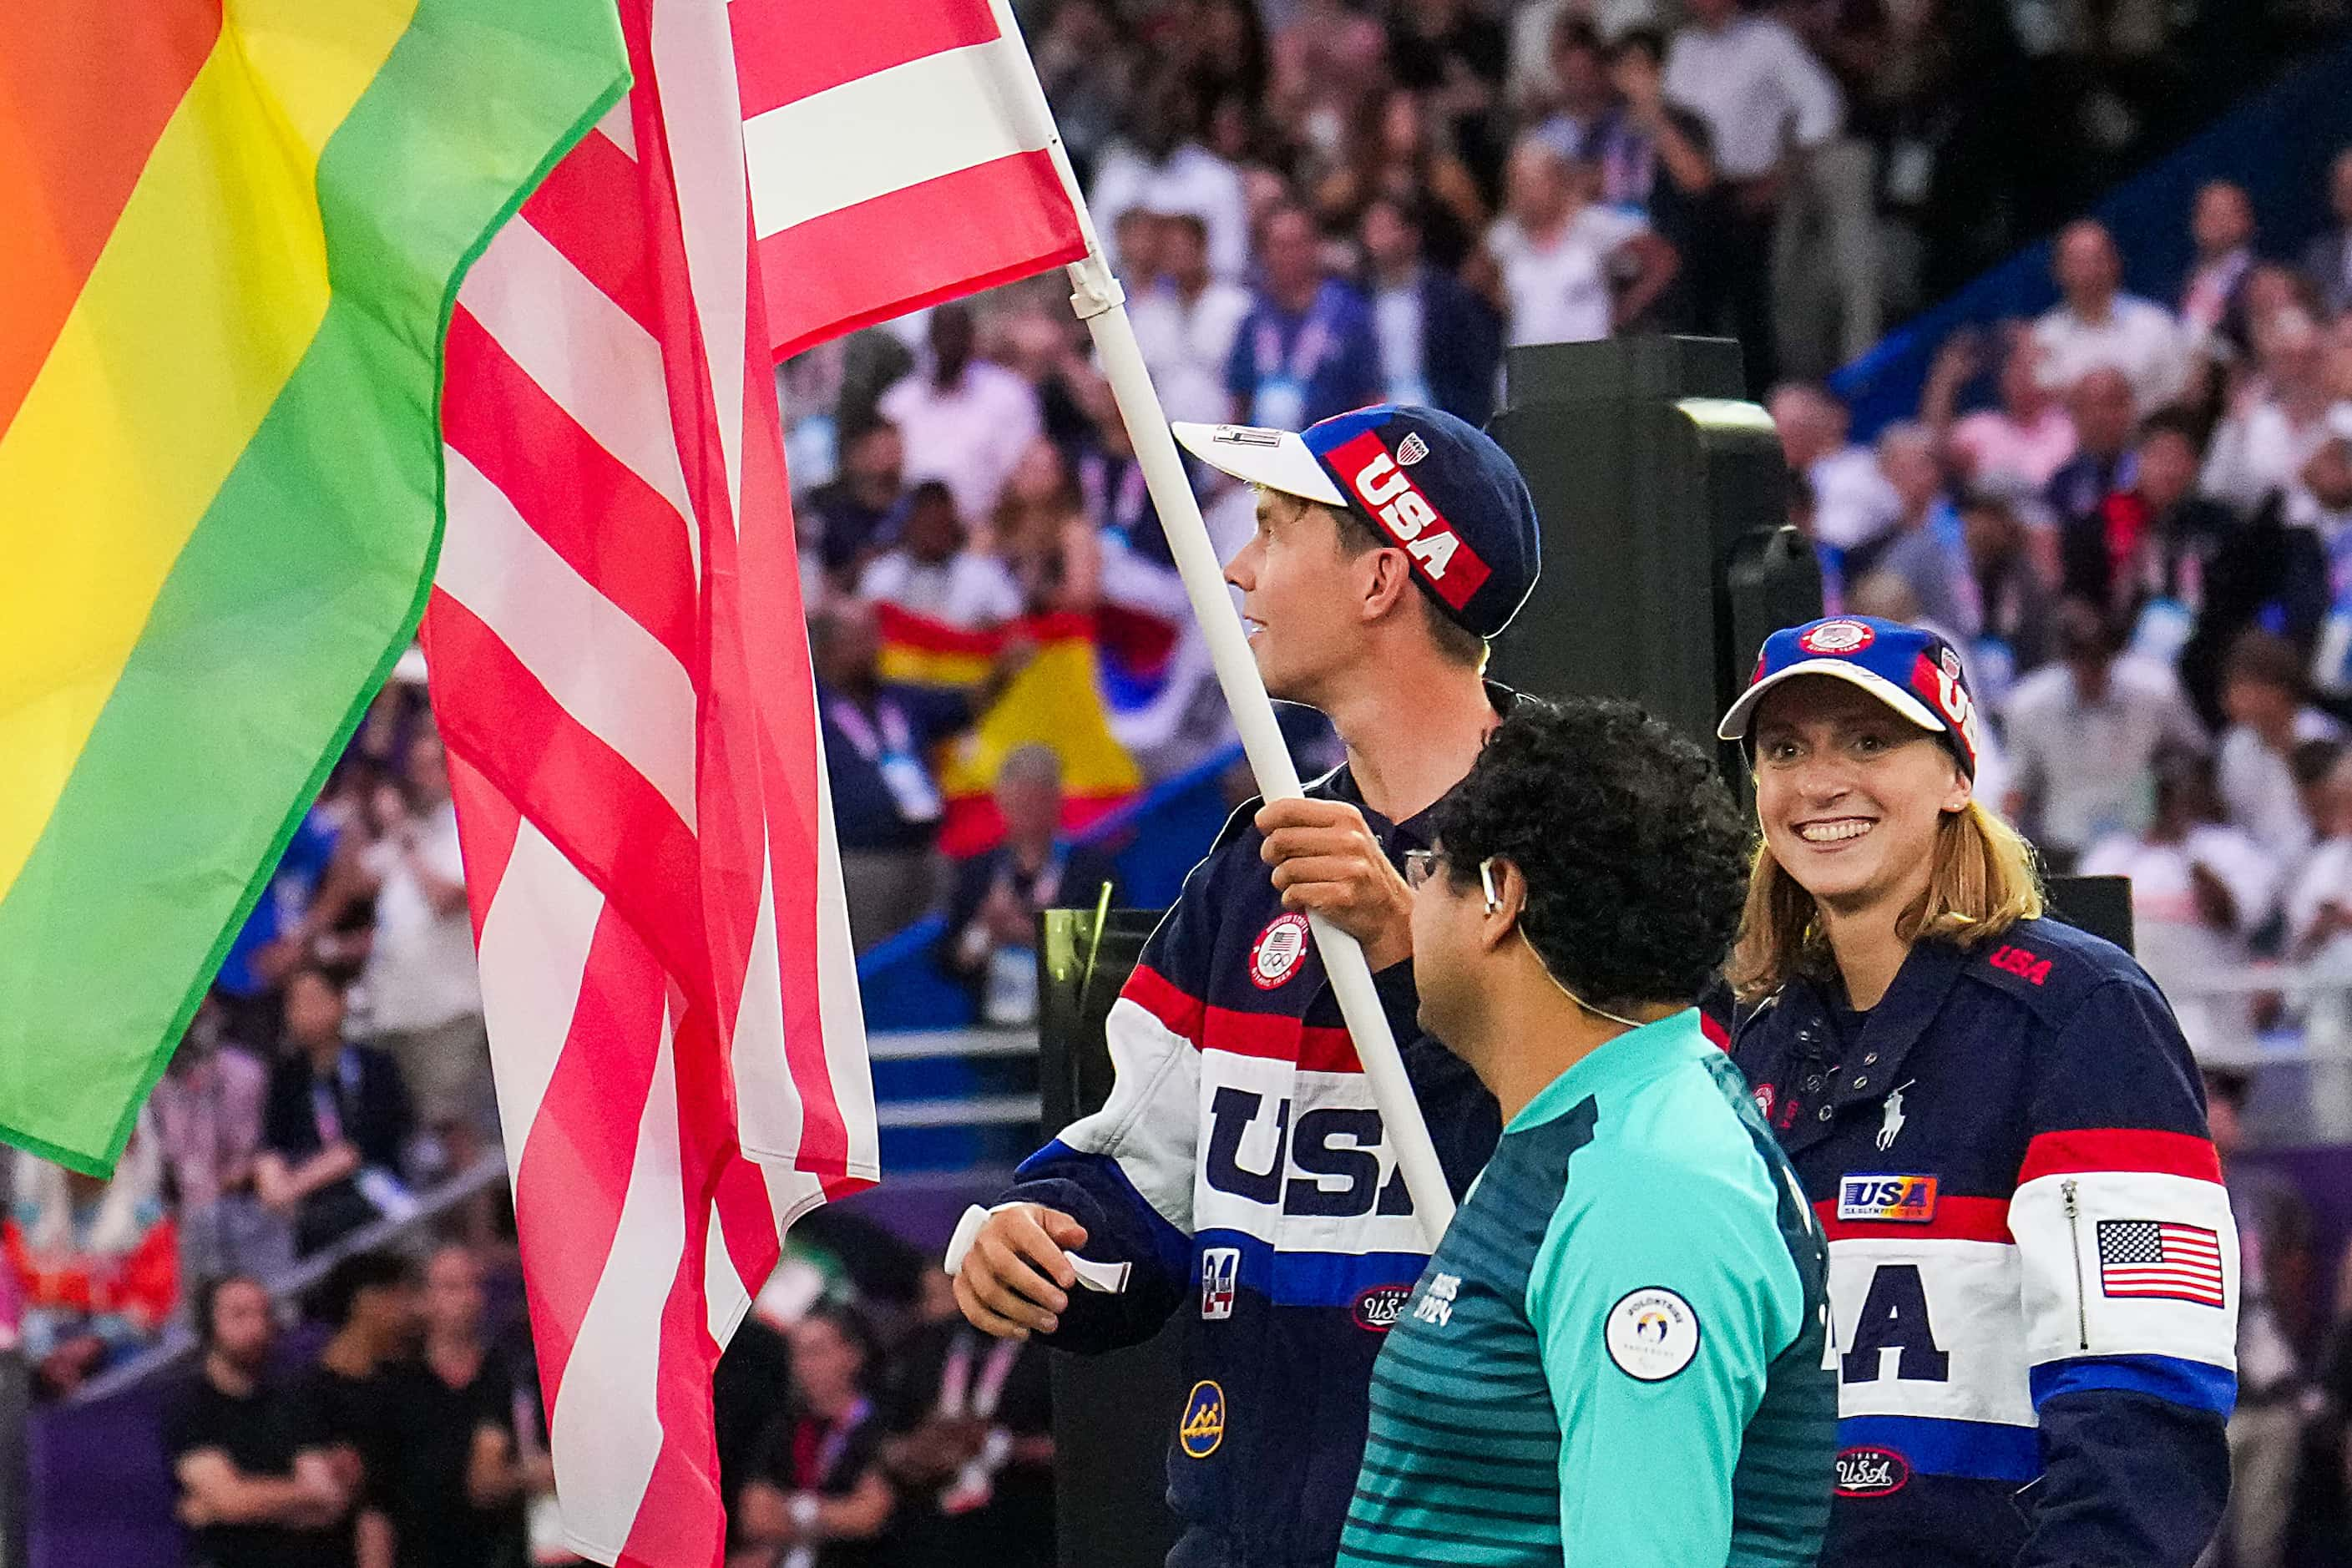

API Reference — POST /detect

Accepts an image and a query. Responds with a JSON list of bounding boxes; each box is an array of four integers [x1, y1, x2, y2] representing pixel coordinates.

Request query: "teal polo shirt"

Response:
[[1340, 1009, 1836, 1566]]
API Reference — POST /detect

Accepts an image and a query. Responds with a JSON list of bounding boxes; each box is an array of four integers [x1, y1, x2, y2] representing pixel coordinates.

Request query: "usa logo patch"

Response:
[[1837, 1173, 1939, 1222], [1249, 913, 1310, 989], [1798, 619, 1874, 655]]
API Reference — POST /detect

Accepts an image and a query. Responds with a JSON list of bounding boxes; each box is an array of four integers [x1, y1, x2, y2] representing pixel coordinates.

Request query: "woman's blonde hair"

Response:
[[1728, 798, 2045, 1001]]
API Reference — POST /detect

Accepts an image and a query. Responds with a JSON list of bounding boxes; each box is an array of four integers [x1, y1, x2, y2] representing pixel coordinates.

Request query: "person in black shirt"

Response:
[[731, 1305, 893, 1568], [257, 968, 415, 1254], [296, 1252, 417, 1568], [941, 746, 1120, 1027], [372, 1243, 547, 1568], [163, 1275, 352, 1568]]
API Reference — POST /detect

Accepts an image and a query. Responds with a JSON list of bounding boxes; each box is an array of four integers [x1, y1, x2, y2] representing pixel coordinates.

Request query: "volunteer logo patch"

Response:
[[1605, 1287, 1700, 1381], [1835, 1445, 1910, 1498], [1179, 1380, 1227, 1458], [1838, 1173, 1939, 1222], [1248, 912, 1311, 989], [1798, 619, 1874, 655]]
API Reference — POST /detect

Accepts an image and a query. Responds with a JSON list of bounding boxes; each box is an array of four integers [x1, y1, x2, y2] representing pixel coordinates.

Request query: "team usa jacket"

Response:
[[998, 763, 1500, 1568], [1733, 916, 2238, 1568]]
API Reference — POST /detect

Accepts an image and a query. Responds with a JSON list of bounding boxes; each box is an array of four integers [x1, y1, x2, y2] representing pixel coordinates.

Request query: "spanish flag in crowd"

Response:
[[0, 0, 626, 1172], [874, 604, 1143, 857]]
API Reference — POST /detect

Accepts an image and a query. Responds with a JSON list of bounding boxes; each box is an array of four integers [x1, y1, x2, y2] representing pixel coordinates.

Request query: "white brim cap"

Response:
[[1716, 659, 1947, 744], [1171, 422, 1347, 507]]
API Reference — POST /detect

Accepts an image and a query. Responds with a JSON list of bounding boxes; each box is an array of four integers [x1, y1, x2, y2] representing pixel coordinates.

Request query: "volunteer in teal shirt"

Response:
[[1343, 697, 1835, 1568]]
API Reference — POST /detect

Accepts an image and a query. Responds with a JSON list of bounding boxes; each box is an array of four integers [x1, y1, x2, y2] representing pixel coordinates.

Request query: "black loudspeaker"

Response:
[[1036, 908, 1184, 1568], [1485, 336, 1820, 792]]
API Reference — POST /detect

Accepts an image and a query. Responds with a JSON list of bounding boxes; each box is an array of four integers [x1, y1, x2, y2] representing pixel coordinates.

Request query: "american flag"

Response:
[[425, 0, 1083, 1562], [2097, 1219, 2227, 1308]]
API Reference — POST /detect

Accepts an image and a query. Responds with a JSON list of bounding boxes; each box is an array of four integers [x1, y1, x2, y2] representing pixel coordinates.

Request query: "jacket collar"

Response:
[[1771, 937, 1972, 1156]]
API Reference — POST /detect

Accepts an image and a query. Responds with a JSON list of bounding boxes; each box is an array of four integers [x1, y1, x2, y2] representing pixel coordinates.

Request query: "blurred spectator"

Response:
[[2031, 220, 2191, 412], [1663, 0, 1842, 392], [210, 808, 341, 1056], [1506, 0, 1666, 114], [715, 1312, 795, 1522], [1960, 488, 2059, 690], [1090, 70, 1251, 284], [1768, 381, 1899, 562], [1031, 0, 1133, 185], [258, 967, 415, 1257], [2063, 408, 2233, 633], [857, 483, 1023, 631], [1868, 421, 1978, 638], [2203, 1067, 2315, 1568], [300, 1252, 415, 1568], [2286, 750, 2352, 965], [1596, 30, 1715, 328], [2044, 365, 2141, 534], [164, 1275, 351, 1568], [878, 1272, 1055, 1568], [989, 441, 1103, 617], [2079, 751, 2277, 1047], [372, 1244, 549, 1568], [1358, 195, 1505, 423], [2203, 309, 2337, 527], [1314, 89, 1487, 272], [1921, 325, 2077, 490], [2179, 180, 2259, 352], [5, 1133, 175, 1400], [732, 1305, 893, 1568], [2308, 408, 2352, 694], [2000, 599, 2209, 869], [1530, 18, 1619, 164], [2299, 145, 2352, 317], [1479, 137, 1674, 348], [152, 1001, 289, 1287], [943, 747, 1120, 1028], [2219, 630, 2346, 867], [1383, 0, 1510, 190], [356, 731, 490, 1178], [878, 303, 1044, 526], [1226, 204, 1382, 429], [803, 422, 907, 590], [1126, 212, 1254, 430], [812, 601, 1024, 952]]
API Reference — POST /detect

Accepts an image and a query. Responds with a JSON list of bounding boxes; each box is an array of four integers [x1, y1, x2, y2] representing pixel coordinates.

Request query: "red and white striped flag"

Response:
[[423, 0, 1085, 1562]]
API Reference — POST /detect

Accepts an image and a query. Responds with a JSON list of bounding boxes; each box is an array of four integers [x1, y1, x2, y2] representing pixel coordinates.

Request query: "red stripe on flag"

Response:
[[442, 312, 699, 668], [759, 151, 1085, 362], [442, 749, 524, 945], [2017, 1127, 2223, 1186], [518, 131, 660, 338], [731, 0, 999, 119], [1814, 1196, 2015, 1244]]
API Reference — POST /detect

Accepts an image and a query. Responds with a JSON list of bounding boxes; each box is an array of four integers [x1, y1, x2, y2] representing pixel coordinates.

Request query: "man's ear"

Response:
[[1358, 544, 1416, 625], [1481, 858, 1525, 953]]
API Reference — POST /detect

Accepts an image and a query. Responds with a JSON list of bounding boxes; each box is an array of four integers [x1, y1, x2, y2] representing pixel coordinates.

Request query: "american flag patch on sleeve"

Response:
[[2097, 1220, 2226, 1308]]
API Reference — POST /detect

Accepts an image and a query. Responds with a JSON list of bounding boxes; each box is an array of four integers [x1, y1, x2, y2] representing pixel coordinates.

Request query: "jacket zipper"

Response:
[[2062, 1179, 2088, 1350]]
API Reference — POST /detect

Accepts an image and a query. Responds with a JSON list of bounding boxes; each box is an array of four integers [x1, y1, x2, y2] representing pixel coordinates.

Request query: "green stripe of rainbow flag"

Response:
[[0, 0, 625, 1172]]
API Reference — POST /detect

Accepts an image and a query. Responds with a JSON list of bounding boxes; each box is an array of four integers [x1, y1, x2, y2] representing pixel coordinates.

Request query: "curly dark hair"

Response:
[[1428, 697, 1752, 1008]]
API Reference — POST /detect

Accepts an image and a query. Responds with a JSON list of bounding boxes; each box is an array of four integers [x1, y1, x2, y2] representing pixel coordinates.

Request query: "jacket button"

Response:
[[1805, 1075, 1823, 1092], [1817, 1105, 1834, 1122], [1853, 1075, 1869, 1090], [1863, 1052, 1879, 1065]]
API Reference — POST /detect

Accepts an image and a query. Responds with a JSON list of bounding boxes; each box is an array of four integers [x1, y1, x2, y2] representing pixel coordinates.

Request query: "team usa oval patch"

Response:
[[1834, 1445, 1910, 1498], [1179, 1380, 1227, 1458], [1798, 619, 1875, 655], [1605, 1287, 1700, 1381], [1352, 1282, 1414, 1332], [1249, 912, 1311, 989]]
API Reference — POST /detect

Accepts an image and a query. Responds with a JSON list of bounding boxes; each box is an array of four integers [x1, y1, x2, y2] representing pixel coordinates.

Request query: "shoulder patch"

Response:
[[1605, 1287, 1701, 1381]]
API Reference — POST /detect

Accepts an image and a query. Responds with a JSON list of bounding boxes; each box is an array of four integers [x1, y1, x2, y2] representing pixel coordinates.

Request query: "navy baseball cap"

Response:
[[1717, 615, 1984, 778], [1172, 404, 1541, 640]]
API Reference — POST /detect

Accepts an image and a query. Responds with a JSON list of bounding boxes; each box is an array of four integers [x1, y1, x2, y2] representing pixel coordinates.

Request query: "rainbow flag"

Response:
[[0, 0, 626, 1172], [873, 605, 1143, 857]]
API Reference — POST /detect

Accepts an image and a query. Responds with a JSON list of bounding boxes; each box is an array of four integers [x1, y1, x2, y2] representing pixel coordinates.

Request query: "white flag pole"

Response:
[[981, 0, 1455, 1245]]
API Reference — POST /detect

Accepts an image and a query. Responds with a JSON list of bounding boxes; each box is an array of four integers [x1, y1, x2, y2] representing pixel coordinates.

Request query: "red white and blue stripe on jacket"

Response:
[[999, 766, 1502, 1568], [1733, 916, 2238, 1568]]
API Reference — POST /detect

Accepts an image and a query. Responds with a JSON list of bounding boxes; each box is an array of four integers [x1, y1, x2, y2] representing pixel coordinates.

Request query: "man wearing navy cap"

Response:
[[948, 405, 1542, 1568]]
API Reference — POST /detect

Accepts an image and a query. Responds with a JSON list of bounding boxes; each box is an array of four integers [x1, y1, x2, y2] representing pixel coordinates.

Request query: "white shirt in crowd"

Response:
[[2201, 397, 2333, 527], [2079, 825, 2277, 1049], [1949, 406, 2078, 491], [2289, 835, 2352, 966], [2218, 708, 2344, 867], [1128, 276, 1255, 429], [1487, 205, 1649, 347], [1808, 445, 1901, 551], [1089, 143, 1252, 282], [877, 361, 1043, 527], [361, 801, 481, 1035], [1661, 14, 1841, 182], [2000, 656, 2210, 852], [2030, 294, 2190, 413], [1373, 281, 1428, 406], [857, 549, 1024, 630]]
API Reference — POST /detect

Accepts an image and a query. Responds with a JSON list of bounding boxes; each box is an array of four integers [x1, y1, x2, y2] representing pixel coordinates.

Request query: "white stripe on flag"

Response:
[[472, 822, 606, 1174], [809, 729, 879, 1174], [438, 452, 702, 829], [741, 40, 1040, 238], [730, 854, 806, 1166], [594, 97, 636, 159]]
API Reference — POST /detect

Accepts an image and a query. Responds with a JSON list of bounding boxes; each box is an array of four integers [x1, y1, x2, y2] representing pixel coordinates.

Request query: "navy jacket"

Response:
[[1000, 764, 1498, 1568], [1734, 918, 2236, 1568]]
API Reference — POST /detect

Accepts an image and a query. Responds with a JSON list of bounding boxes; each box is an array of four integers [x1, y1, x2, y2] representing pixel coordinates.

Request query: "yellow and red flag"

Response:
[[0, 0, 625, 1171]]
